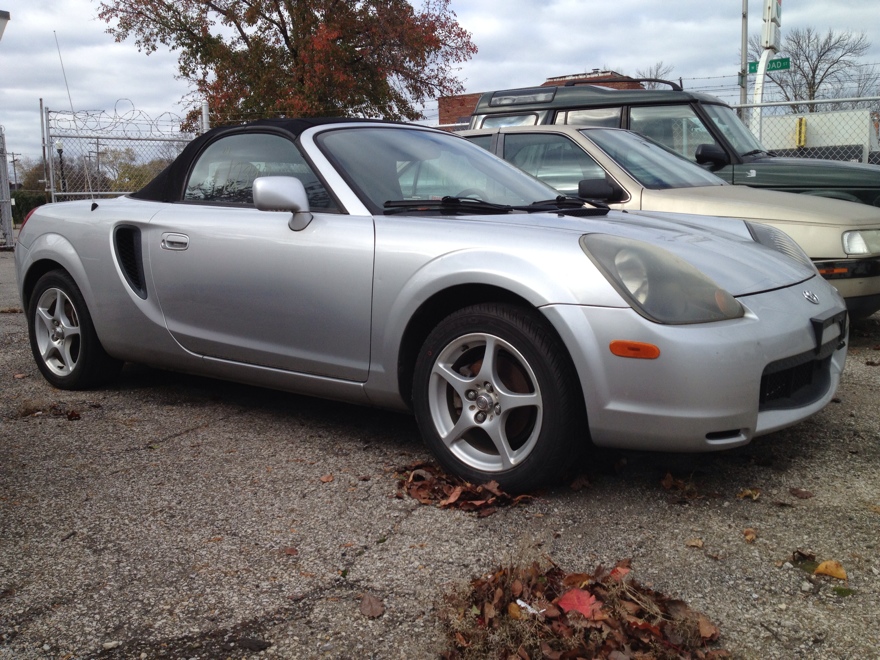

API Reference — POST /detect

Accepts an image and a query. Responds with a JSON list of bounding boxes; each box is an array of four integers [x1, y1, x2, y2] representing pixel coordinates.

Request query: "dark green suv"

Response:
[[468, 81, 880, 206]]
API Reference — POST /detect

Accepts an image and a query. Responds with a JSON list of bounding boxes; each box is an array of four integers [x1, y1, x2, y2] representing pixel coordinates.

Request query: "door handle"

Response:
[[161, 232, 189, 250]]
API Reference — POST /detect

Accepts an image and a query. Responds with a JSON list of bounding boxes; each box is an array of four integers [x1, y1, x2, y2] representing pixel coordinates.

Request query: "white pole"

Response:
[[751, 49, 774, 142]]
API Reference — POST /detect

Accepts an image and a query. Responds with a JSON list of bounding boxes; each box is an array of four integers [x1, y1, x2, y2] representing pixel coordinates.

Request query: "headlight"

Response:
[[581, 234, 744, 325], [746, 221, 815, 269], [843, 229, 880, 255]]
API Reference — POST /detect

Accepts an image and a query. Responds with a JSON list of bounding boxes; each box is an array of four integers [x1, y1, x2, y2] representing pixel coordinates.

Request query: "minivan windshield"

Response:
[[582, 128, 727, 190], [702, 104, 766, 157]]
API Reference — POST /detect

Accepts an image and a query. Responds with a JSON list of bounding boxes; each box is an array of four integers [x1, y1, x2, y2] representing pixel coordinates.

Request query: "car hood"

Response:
[[640, 184, 880, 228], [482, 208, 818, 297], [736, 155, 880, 190]]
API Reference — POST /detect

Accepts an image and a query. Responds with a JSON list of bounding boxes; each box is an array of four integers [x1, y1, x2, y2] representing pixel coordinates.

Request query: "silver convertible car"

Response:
[[16, 119, 848, 491]]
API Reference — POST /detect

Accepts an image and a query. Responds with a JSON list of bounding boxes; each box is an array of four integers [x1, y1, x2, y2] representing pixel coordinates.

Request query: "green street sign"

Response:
[[748, 57, 791, 74]]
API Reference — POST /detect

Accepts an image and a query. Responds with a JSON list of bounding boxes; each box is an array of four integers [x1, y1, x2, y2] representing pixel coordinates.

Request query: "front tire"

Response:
[[412, 303, 584, 492], [28, 270, 123, 390]]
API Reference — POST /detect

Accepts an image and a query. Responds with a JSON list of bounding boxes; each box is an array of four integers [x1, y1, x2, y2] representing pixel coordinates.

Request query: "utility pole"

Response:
[[9, 151, 20, 187]]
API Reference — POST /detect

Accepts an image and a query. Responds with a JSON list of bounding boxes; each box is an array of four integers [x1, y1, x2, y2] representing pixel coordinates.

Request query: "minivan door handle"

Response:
[[161, 232, 189, 250]]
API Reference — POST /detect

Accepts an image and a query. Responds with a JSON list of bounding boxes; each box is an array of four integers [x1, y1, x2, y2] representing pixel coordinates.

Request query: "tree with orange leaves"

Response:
[[97, 0, 476, 126]]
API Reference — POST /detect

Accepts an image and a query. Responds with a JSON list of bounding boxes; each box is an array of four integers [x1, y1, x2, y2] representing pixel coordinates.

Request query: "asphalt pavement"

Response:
[[1, 249, 879, 659]]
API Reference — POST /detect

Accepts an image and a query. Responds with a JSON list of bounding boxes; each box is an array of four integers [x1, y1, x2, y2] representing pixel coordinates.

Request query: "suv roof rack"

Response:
[[562, 77, 683, 92]]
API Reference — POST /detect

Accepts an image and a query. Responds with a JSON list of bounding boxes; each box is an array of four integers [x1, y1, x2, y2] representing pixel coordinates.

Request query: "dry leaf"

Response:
[[320, 474, 334, 483], [13, 373, 27, 379], [698, 613, 720, 641], [686, 538, 704, 549], [282, 546, 298, 556], [359, 593, 385, 618], [743, 528, 758, 543], [737, 488, 761, 500], [814, 560, 847, 580], [507, 601, 522, 619], [789, 488, 814, 499], [557, 588, 601, 618]]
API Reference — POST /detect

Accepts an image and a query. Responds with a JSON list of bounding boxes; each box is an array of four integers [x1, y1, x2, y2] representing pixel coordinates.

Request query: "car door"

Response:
[[146, 132, 374, 381]]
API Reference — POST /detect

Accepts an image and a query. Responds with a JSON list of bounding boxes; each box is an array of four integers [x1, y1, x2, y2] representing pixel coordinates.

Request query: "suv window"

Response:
[[184, 133, 338, 211], [481, 114, 539, 128], [555, 107, 621, 127], [629, 105, 721, 162], [503, 133, 606, 196]]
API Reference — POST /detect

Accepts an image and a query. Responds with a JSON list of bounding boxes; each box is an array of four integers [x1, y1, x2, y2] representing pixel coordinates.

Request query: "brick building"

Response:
[[438, 70, 643, 126]]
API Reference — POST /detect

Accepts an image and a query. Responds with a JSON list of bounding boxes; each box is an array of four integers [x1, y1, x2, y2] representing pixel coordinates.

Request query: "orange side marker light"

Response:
[[609, 340, 661, 359]]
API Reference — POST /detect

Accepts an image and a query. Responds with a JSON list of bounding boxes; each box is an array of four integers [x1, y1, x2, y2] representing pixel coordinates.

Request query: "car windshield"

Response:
[[316, 126, 559, 211], [702, 104, 766, 156], [582, 128, 727, 190]]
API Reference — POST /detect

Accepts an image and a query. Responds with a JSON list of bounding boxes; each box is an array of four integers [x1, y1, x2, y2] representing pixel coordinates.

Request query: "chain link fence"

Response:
[[735, 97, 880, 164], [45, 101, 196, 203]]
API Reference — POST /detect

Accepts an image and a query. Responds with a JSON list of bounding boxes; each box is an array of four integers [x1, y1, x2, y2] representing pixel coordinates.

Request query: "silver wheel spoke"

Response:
[[438, 412, 478, 448], [497, 389, 541, 411], [484, 421, 516, 470], [474, 335, 498, 384], [432, 360, 472, 400]]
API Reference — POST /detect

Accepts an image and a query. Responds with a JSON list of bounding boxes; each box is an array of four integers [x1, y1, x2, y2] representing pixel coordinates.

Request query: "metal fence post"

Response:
[[0, 125, 14, 247]]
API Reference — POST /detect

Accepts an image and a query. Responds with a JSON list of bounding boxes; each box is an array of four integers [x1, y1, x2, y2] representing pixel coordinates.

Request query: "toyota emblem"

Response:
[[803, 290, 820, 305]]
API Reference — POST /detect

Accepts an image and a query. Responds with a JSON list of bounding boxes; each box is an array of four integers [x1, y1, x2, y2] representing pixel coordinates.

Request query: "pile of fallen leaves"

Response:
[[395, 462, 531, 517], [440, 559, 728, 659]]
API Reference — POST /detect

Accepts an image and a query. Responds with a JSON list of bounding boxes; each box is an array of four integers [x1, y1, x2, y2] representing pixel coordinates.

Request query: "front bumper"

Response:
[[543, 281, 847, 452], [815, 256, 880, 317]]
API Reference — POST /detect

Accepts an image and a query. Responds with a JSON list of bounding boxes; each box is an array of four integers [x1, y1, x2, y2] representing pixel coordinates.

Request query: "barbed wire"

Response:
[[49, 99, 195, 139]]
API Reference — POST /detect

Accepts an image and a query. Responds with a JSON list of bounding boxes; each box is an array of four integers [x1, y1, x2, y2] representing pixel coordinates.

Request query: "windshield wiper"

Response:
[[512, 196, 610, 216], [384, 196, 513, 215], [384, 195, 609, 217], [741, 148, 772, 158]]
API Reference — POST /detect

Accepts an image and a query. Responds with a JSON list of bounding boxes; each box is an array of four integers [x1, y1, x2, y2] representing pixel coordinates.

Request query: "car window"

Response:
[[481, 114, 539, 128], [464, 134, 493, 150], [502, 133, 607, 196], [555, 107, 621, 127], [702, 104, 766, 156], [184, 132, 338, 211], [583, 128, 725, 190], [629, 105, 721, 162]]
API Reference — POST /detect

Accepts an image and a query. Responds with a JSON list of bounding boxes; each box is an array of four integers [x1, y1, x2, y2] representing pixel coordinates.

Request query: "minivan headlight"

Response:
[[843, 229, 880, 255], [581, 234, 744, 325]]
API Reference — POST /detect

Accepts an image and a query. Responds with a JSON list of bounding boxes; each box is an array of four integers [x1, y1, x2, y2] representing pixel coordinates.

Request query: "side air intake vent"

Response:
[[114, 225, 147, 299]]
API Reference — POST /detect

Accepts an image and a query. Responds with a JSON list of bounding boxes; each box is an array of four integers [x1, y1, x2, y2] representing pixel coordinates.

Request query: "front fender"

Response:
[[367, 236, 625, 405]]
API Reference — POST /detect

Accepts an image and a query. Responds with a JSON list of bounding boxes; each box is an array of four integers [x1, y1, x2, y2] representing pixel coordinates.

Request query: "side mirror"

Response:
[[694, 143, 730, 168], [253, 176, 313, 231], [577, 178, 614, 201]]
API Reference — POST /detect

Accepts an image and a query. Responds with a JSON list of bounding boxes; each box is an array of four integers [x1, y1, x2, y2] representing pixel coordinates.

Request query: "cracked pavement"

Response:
[[2, 250, 880, 659]]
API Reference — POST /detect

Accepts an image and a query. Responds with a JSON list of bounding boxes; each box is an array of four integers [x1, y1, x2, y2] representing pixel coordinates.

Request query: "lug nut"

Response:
[[494, 404, 502, 415], [465, 390, 476, 401], [475, 411, 487, 423], [485, 383, 494, 393]]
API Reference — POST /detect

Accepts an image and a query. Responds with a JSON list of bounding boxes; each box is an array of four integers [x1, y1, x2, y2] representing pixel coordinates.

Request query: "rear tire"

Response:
[[412, 303, 584, 492], [28, 270, 123, 390]]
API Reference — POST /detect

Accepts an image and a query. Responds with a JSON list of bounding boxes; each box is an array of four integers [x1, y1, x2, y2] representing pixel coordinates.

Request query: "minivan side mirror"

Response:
[[577, 178, 615, 201], [694, 143, 730, 168]]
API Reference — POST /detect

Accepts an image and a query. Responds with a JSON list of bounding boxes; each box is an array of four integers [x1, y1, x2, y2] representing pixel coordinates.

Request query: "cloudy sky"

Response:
[[3, 0, 880, 166]]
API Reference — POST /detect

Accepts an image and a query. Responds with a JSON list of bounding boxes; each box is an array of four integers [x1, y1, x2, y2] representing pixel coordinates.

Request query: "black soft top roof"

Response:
[[131, 117, 377, 202]]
